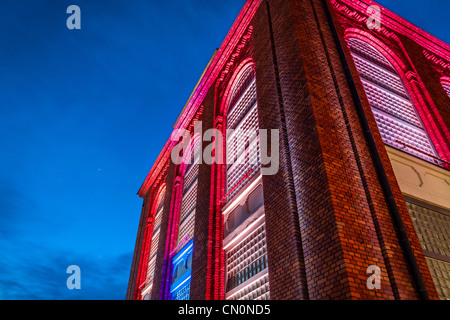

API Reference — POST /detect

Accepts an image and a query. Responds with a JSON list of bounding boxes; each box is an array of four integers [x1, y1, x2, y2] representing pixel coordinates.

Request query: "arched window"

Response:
[[347, 38, 439, 165], [167, 139, 200, 301], [226, 64, 260, 200], [223, 63, 270, 301], [145, 190, 165, 290], [177, 139, 201, 247], [441, 80, 450, 98]]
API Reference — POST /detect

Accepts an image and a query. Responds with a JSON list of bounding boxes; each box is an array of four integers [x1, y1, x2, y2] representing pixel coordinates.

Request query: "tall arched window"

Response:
[[226, 64, 260, 200], [177, 139, 201, 248], [168, 139, 200, 301], [142, 190, 165, 297], [223, 63, 270, 300], [441, 80, 450, 98], [347, 38, 440, 165]]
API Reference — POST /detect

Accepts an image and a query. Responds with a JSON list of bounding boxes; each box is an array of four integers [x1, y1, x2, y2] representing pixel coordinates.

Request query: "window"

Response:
[[406, 201, 450, 300], [169, 140, 201, 301], [224, 63, 270, 300], [145, 191, 165, 289], [225, 220, 269, 296], [347, 38, 440, 165], [227, 272, 270, 301], [170, 239, 194, 300], [226, 65, 260, 201]]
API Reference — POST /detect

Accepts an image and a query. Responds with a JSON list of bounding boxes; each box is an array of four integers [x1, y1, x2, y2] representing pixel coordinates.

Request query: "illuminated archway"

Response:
[[346, 34, 441, 165]]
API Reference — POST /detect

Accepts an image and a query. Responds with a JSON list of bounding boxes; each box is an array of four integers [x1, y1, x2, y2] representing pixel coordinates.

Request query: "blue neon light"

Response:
[[170, 239, 193, 300]]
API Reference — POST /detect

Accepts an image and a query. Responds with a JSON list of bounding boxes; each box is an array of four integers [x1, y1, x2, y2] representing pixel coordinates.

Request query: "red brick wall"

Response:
[[252, 0, 309, 300], [262, 0, 391, 299], [327, 0, 440, 299]]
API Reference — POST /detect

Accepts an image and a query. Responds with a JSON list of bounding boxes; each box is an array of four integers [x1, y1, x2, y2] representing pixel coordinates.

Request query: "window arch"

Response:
[[347, 37, 440, 165], [226, 63, 260, 200], [177, 138, 201, 248]]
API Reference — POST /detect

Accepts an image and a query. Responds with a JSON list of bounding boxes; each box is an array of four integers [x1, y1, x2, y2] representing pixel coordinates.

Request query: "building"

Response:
[[126, 0, 450, 300]]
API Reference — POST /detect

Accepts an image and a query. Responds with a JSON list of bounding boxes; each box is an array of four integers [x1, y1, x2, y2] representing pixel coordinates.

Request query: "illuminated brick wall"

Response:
[[127, 0, 450, 300]]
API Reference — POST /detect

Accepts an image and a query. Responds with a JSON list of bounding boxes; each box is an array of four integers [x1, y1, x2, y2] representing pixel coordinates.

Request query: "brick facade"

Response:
[[127, 0, 450, 300]]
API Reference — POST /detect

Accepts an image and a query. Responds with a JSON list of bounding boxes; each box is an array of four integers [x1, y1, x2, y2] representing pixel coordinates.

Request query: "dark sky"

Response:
[[0, 0, 448, 300]]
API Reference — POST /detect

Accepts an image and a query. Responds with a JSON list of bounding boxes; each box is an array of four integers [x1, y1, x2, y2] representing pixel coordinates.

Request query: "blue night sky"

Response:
[[0, 0, 448, 300]]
